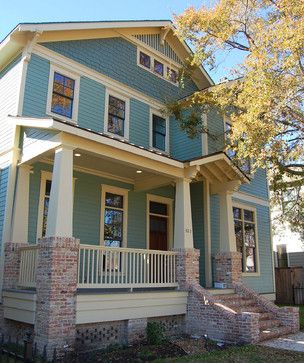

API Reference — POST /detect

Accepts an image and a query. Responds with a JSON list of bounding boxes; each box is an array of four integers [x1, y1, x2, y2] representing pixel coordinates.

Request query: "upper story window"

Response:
[[233, 206, 258, 273], [137, 48, 178, 85], [51, 73, 75, 118], [47, 65, 80, 123], [150, 111, 169, 153], [104, 89, 130, 140]]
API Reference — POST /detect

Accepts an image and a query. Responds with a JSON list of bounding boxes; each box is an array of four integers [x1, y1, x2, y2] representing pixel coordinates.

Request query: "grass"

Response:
[[153, 345, 304, 363], [299, 305, 304, 330]]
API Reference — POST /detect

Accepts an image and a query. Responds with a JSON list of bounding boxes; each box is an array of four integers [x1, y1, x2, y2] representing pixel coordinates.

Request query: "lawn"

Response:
[[153, 345, 304, 363], [299, 305, 304, 330]]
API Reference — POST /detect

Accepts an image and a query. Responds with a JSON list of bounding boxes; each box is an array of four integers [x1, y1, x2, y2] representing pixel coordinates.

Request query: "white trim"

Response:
[[36, 170, 76, 240], [137, 47, 179, 86], [149, 108, 169, 154], [46, 64, 80, 123], [33, 44, 165, 110], [233, 191, 269, 207], [100, 184, 129, 247], [18, 21, 172, 33], [232, 201, 260, 276], [104, 88, 130, 141], [146, 194, 173, 250]]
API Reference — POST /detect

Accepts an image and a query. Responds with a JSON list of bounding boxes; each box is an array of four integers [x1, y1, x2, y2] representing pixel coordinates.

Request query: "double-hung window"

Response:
[[101, 186, 128, 248], [151, 113, 168, 152], [47, 66, 80, 122], [233, 206, 258, 273], [105, 90, 130, 139]]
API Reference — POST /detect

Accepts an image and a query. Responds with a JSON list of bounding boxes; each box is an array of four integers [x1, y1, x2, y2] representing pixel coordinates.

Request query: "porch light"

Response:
[[74, 153, 81, 157], [136, 170, 143, 174]]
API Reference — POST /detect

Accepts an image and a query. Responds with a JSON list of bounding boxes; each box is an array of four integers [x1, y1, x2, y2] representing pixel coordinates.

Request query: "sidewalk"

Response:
[[259, 332, 304, 353]]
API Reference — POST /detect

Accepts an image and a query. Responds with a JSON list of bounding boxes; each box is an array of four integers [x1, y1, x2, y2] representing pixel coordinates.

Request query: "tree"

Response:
[[170, 0, 304, 240]]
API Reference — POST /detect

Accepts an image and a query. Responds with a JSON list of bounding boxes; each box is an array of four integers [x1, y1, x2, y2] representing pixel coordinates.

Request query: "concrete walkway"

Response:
[[259, 332, 304, 352]]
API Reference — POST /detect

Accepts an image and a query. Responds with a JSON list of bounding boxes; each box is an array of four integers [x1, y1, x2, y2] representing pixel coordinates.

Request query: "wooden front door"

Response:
[[149, 215, 168, 251]]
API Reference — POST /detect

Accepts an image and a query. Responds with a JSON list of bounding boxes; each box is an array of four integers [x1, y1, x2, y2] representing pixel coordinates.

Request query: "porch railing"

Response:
[[78, 245, 178, 289], [18, 245, 38, 288]]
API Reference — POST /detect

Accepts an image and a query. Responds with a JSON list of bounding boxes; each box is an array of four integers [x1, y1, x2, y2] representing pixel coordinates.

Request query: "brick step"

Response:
[[259, 319, 282, 330], [234, 306, 265, 313], [259, 325, 292, 342], [259, 312, 276, 321], [221, 298, 256, 308]]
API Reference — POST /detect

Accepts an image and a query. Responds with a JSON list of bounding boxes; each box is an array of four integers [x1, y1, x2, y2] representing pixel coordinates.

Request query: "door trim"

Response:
[[146, 193, 173, 250]]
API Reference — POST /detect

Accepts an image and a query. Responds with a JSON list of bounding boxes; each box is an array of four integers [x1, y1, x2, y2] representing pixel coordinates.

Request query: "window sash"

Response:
[[152, 114, 166, 151], [233, 206, 257, 273], [51, 72, 75, 119]]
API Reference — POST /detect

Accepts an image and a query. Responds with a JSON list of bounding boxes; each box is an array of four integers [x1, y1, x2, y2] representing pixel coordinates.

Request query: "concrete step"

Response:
[[259, 325, 292, 342]]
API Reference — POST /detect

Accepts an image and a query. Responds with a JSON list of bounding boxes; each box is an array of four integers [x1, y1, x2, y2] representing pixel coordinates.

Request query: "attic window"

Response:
[[140, 51, 151, 69]]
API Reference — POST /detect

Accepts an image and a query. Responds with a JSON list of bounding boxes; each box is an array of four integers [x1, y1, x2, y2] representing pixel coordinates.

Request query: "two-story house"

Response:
[[0, 20, 299, 357]]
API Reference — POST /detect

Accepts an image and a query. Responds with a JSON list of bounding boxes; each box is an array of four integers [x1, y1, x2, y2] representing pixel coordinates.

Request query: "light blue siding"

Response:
[[191, 181, 205, 286], [129, 99, 150, 148], [240, 169, 269, 200], [28, 163, 175, 247], [207, 108, 225, 154], [23, 54, 50, 117], [78, 76, 105, 132], [170, 116, 202, 160], [41, 38, 198, 102], [0, 168, 9, 252]]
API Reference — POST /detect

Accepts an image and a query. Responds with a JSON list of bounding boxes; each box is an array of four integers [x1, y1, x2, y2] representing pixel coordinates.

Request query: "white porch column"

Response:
[[219, 190, 236, 252], [46, 145, 74, 237], [174, 178, 194, 249], [11, 165, 31, 242]]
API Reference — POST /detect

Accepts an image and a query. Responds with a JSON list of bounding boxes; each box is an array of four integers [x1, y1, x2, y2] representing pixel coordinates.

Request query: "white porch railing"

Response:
[[78, 245, 178, 289], [18, 245, 38, 288]]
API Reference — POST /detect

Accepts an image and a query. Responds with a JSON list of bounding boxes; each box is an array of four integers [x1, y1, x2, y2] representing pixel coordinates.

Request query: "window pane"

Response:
[[104, 209, 123, 241], [234, 220, 243, 253], [140, 52, 151, 68], [154, 60, 164, 76], [153, 115, 166, 134], [244, 223, 256, 247], [233, 207, 242, 220], [107, 115, 124, 136], [150, 201, 168, 216], [244, 209, 254, 222], [167, 68, 177, 83], [245, 247, 256, 272], [105, 193, 123, 208], [105, 240, 121, 248], [51, 94, 73, 118], [109, 96, 125, 119], [45, 180, 52, 196], [42, 197, 49, 237], [153, 132, 166, 151]]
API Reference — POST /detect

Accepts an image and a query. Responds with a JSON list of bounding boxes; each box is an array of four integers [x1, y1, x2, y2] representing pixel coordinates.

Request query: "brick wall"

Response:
[[34, 237, 79, 358], [214, 252, 242, 288], [174, 248, 200, 290], [2, 242, 27, 290]]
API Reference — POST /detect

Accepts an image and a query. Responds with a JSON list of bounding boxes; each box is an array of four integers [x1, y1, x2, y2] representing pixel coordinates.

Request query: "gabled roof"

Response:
[[0, 20, 214, 88]]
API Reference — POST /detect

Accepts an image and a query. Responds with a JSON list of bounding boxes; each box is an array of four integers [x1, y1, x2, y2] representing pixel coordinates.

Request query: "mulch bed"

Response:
[[74, 337, 222, 362]]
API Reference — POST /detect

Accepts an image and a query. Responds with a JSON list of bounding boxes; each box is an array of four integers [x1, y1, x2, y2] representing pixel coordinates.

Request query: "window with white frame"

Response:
[[138, 49, 179, 85], [104, 90, 130, 139], [233, 206, 258, 273], [150, 111, 169, 153], [101, 186, 128, 247], [47, 65, 80, 122]]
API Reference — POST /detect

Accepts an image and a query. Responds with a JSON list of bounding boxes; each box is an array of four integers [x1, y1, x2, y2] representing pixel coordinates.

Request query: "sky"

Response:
[[0, 0, 242, 83]]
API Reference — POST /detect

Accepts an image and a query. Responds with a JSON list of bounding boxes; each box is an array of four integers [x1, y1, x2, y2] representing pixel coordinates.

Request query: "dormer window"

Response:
[[47, 65, 80, 122]]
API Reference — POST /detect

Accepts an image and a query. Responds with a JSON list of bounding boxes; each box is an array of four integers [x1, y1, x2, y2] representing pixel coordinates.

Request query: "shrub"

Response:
[[146, 322, 167, 345]]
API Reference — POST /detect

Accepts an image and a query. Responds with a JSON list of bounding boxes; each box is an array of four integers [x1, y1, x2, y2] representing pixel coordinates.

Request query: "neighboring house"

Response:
[[0, 21, 299, 357]]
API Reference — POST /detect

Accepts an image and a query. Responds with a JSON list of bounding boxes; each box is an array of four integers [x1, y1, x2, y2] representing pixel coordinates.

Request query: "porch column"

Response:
[[174, 178, 194, 249], [46, 145, 74, 237], [11, 165, 31, 242]]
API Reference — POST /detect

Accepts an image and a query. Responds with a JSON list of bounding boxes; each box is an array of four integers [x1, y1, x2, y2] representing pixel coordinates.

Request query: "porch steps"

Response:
[[212, 292, 293, 342]]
